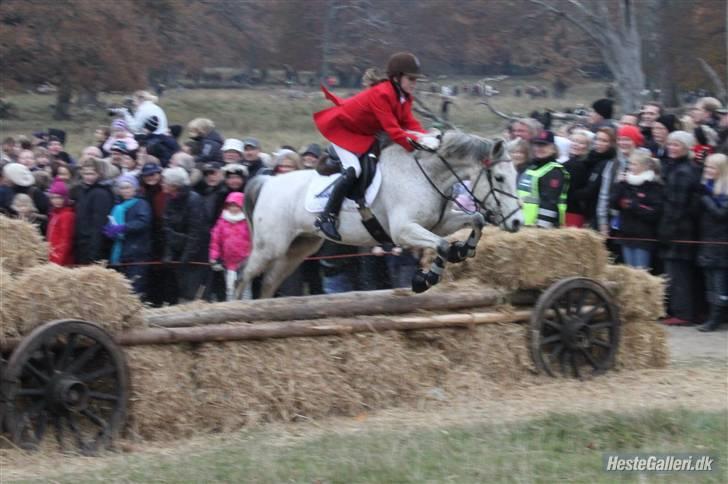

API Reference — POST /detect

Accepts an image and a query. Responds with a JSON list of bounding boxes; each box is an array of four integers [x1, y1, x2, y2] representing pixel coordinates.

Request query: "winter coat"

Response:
[[314, 81, 425, 154], [697, 190, 728, 268], [658, 156, 701, 261], [609, 177, 663, 249], [193, 130, 224, 164], [194, 179, 227, 224], [47, 206, 75, 266], [74, 181, 114, 264], [209, 211, 252, 270], [162, 187, 207, 263], [580, 148, 617, 227], [563, 154, 594, 216], [144, 134, 180, 167], [140, 183, 167, 258], [110, 197, 153, 262], [123, 100, 168, 135]]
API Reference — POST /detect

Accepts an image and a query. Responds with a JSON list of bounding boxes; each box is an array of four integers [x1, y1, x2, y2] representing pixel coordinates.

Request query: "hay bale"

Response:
[[446, 228, 608, 290], [603, 264, 666, 322], [125, 346, 198, 440], [0, 266, 19, 344], [4, 265, 144, 336], [0, 215, 47, 275], [616, 321, 668, 370]]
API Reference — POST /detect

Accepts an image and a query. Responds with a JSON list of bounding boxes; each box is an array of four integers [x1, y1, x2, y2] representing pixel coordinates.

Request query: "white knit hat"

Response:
[[221, 138, 244, 154], [2, 163, 34, 187], [162, 166, 190, 187], [667, 130, 696, 149]]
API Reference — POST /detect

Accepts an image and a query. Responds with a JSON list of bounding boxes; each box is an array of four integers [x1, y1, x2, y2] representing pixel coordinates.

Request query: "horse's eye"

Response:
[[494, 175, 505, 183]]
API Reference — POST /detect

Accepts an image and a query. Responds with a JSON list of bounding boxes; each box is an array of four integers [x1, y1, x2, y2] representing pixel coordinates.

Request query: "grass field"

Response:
[[9, 408, 726, 483], [0, 78, 608, 157]]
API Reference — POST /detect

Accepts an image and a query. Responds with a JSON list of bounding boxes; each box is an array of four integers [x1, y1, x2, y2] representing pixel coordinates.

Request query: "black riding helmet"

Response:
[[386, 52, 424, 79]]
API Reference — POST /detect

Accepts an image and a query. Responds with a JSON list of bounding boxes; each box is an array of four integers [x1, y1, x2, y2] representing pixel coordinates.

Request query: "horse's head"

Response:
[[437, 131, 523, 232]]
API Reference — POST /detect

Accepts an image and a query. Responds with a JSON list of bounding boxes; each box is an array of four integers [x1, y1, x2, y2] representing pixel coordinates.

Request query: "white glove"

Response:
[[417, 134, 440, 151]]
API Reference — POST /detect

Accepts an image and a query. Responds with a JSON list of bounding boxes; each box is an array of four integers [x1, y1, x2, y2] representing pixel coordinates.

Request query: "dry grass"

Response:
[[617, 321, 669, 370], [0, 216, 47, 275], [2, 264, 144, 337], [603, 264, 666, 322]]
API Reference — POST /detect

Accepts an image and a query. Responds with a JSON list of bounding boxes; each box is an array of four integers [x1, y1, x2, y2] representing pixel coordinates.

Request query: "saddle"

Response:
[[315, 142, 381, 201]]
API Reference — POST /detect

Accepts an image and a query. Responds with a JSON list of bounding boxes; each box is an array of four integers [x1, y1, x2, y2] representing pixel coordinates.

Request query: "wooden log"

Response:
[[144, 287, 519, 328], [119, 309, 533, 346]]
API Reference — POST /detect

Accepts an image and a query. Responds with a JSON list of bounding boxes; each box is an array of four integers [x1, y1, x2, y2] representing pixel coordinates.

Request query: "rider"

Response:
[[313, 52, 433, 241]]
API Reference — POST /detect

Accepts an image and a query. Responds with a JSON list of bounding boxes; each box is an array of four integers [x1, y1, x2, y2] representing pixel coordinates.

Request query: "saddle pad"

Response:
[[304, 166, 382, 213]]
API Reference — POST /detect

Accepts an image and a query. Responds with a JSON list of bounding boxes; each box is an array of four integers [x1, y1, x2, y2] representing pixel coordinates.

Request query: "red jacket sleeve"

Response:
[[369, 89, 417, 151], [321, 85, 343, 107]]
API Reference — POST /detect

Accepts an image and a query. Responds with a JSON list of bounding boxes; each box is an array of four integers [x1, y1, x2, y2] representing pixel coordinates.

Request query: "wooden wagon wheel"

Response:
[[3, 320, 129, 454], [529, 277, 620, 378]]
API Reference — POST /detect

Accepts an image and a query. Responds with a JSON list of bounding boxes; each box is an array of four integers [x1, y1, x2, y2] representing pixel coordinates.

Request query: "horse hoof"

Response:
[[411, 271, 430, 293], [447, 242, 469, 263]]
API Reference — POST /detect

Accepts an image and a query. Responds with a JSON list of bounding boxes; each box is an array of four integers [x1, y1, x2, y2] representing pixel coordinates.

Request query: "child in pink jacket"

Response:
[[209, 192, 252, 300]]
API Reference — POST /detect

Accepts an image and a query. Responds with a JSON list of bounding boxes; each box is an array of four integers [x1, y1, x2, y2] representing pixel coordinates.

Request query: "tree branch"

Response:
[[478, 99, 517, 122], [697, 57, 727, 101], [525, 0, 606, 46]]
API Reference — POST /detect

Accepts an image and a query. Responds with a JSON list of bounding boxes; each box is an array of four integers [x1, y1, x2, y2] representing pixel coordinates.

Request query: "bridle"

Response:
[[412, 143, 521, 227]]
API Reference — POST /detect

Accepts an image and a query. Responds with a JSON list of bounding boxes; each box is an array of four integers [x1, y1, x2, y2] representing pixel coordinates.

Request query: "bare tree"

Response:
[[527, 0, 646, 112]]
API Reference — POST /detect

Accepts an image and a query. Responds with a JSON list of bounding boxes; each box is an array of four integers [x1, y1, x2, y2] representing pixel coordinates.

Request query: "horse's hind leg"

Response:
[[260, 236, 324, 299]]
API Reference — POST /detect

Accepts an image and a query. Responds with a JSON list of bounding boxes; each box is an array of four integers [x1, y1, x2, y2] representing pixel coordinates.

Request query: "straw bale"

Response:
[[616, 321, 669, 370], [125, 345, 199, 440], [0, 266, 19, 344], [0, 216, 47, 275], [4, 264, 144, 336], [603, 264, 666, 322], [446, 228, 608, 290]]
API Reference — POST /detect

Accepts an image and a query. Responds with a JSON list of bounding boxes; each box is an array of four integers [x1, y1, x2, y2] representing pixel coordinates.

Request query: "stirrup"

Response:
[[315, 213, 342, 241]]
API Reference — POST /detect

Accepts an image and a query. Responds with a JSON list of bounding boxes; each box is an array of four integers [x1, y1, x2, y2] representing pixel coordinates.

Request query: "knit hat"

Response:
[[617, 125, 644, 147], [47, 178, 70, 204], [111, 119, 129, 132], [656, 114, 678, 133], [592, 98, 614, 120], [667, 130, 696, 149], [140, 162, 162, 176], [301, 143, 322, 158], [242, 138, 260, 149], [110, 140, 130, 154], [162, 166, 190, 187], [222, 163, 249, 178], [225, 191, 244, 208], [116, 173, 140, 190], [143, 116, 160, 133], [2, 163, 34, 187]]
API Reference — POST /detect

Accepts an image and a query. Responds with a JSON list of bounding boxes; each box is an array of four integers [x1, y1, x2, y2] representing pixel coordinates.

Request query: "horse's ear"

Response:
[[491, 138, 505, 159]]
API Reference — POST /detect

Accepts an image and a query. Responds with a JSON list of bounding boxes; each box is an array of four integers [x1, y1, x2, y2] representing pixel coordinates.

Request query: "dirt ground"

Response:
[[1, 326, 726, 481]]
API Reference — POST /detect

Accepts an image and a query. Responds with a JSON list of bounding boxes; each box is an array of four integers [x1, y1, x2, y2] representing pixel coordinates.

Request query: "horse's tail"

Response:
[[243, 175, 268, 233]]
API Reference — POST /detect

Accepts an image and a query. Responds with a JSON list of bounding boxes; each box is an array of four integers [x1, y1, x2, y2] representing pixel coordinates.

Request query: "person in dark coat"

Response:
[[610, 151, 663, 269], [240, 138, 272, 184], [579, 128, 618, 230], [194, 162, 227, 302], [563, 129, 594, 227], [696, 153, 728, 331], [104, 175, 152, 296], [73, 159, 115, 264], [187, 118, 224, 164], [658, 131, 702, 325], [161, 167, 208, 301]]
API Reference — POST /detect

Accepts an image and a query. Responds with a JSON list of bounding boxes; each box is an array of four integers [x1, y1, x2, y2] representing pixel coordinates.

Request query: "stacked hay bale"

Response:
[[603, 265, 668, 370], [0, 216, 47, 275]]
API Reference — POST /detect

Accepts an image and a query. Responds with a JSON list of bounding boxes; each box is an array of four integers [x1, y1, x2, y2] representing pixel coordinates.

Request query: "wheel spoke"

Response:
[[588, 321, 613, 331], [544, 317, 562, 331], [571, 351, 580, 378], [81, 409, 109, 430], [592, 339, 612, 349], [88, 391, 118, 402], [53, 413, 64, 448], [34, 410, 48, 441], [541, 334, 562, 345], [24, 361, 50, 383], [553, 306, 568, 325], [574, 289, 588, 313], [66, 343, 102, 374], [78, 365, 117, 383], [559, 348, 569, 376], [42, 343, 55, 374], [17, 387, 45, 397], [57, 333, 78, 370], [580, 303, 607, 324], [67, 413, 87, 451], [580, 348, 600, 369]]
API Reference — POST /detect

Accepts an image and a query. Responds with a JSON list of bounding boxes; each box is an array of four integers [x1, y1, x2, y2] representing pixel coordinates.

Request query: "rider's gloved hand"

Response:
[[417, 134, 440, 151]]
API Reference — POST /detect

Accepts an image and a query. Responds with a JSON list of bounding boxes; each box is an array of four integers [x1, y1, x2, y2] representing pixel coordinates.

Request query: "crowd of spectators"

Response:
[[0, 90, 726, 331]]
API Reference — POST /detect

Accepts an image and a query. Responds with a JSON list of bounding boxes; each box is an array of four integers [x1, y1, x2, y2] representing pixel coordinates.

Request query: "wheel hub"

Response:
[[50, 376, 89, 412], [562, 320, 591, 350]]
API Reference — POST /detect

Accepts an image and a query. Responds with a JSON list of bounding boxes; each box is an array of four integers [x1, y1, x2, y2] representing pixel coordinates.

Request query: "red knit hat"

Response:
[[617, 125, 644, 147]]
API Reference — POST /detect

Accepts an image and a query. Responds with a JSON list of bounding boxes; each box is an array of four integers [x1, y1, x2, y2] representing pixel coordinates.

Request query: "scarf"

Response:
[[110, 198, 139, 264], [222, 209, 246, 223], [626, 170, 655, 186], [704, 180, 728, 207], [587, 147, 617, 165]]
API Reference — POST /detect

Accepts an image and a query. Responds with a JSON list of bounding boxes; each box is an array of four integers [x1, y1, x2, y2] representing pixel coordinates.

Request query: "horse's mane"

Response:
[[437, 130, 492, 162]]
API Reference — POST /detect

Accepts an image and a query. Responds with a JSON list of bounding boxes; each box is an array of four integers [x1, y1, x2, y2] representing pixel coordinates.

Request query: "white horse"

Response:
[[237, 130, 523, 298]]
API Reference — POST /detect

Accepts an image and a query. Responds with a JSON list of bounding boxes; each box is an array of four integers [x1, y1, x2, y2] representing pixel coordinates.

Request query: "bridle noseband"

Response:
[[412, 145, 521, 227]]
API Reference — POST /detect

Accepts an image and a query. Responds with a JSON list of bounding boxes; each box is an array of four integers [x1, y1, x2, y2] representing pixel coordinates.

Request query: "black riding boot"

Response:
[[698, 306, 727, 332], [315, 167, 357, 241]]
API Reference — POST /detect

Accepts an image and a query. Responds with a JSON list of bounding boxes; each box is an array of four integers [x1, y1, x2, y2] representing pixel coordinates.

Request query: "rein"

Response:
[[412, 147, 521, 227]]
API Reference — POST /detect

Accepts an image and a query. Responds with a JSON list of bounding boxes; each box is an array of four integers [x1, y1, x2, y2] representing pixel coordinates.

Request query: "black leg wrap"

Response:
[[447, 242, 470, 263], [412, 256, 444, 293]]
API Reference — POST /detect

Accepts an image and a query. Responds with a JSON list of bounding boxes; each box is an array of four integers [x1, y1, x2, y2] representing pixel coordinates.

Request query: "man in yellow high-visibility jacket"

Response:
[[517, 130, 569, 228]]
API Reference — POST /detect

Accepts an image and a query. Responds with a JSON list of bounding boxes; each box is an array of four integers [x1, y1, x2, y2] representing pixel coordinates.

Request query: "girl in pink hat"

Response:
[[209, 192, 252, 300]]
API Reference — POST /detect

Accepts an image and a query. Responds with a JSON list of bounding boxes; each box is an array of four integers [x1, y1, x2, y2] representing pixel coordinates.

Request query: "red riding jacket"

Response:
[[314, 81, 425, 155]]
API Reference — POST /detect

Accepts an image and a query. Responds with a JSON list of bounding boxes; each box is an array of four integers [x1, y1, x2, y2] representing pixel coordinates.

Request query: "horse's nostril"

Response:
[[511, 219, 521, 232]]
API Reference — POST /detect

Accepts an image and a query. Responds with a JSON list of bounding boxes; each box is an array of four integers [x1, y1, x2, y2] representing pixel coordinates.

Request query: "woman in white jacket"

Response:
[[122, 91, 168, 135]]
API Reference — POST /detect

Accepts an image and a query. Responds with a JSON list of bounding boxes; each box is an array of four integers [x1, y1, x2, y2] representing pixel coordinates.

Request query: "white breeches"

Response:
[[332, 144, 361, 177]]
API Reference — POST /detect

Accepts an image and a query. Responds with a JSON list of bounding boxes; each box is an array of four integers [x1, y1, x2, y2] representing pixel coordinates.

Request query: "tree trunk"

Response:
[[52, 78, 72, 120], [120, 309, 534, 346]]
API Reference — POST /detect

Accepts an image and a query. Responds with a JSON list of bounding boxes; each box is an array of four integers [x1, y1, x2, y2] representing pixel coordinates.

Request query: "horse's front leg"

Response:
[[393, 222, 451, 293], [434, 211, 486, 263]]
